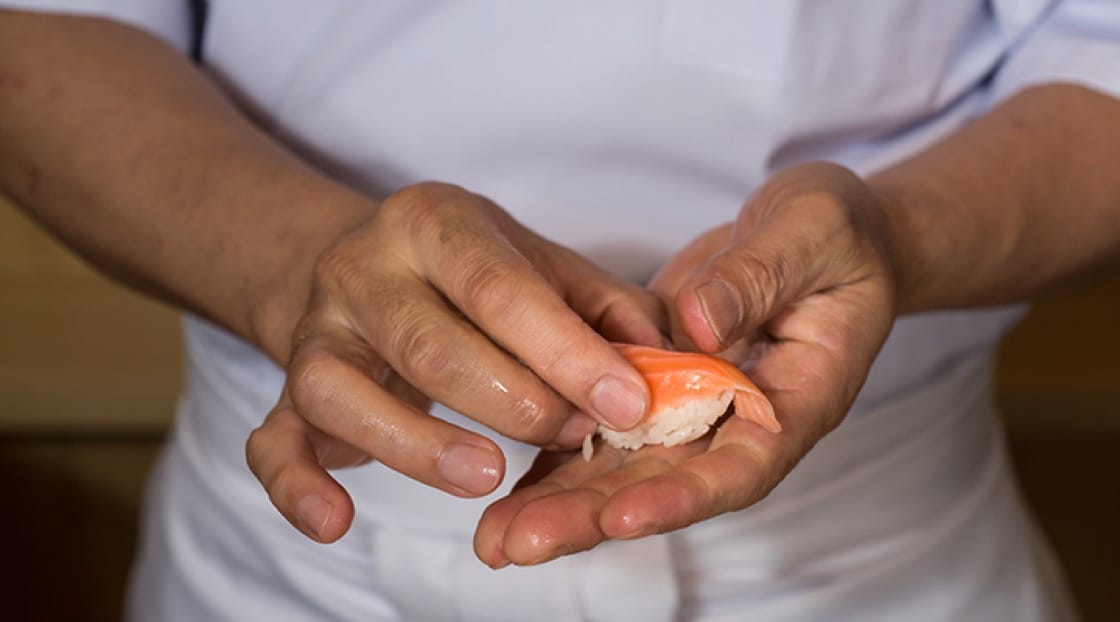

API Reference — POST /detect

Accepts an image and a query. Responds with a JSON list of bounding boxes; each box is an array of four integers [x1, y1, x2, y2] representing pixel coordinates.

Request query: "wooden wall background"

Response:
[[1, 197, 1117, 620]]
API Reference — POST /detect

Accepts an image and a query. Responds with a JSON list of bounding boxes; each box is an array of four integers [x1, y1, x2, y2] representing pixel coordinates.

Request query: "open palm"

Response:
[[475, 163, 898, 568]]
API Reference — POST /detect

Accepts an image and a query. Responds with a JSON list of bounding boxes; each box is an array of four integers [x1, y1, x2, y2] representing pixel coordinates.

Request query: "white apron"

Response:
[[126, 329, 1075, 621]]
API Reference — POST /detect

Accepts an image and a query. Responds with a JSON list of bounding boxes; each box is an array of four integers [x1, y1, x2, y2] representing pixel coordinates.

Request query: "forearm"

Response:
[[0, 11, 371, 362], [870, 83, 1120, 313]]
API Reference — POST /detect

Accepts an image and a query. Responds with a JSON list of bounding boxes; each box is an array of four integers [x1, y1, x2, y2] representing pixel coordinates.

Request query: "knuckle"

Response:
[[507, 393, 559, 444], [456, 254, 524, 319], [244, 426, 269, 474], [264, 463, 302, 508], [288, 347, 344, 413], [287, 314, 325, 363], [244, 426, 289, 494], [803, 190, 855, 238], [381, 181, 476, 242], [733, 252, 784, 315], [393, 317, 459, 383], [390, 181, 461, 208], [312, 242, 367, 295]]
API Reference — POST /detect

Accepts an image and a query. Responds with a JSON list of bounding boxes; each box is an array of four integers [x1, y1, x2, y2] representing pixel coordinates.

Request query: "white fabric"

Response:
[[5, 0, 1115, 619], [991, 0, 1120, 101], [129, 340, 1076, 621]]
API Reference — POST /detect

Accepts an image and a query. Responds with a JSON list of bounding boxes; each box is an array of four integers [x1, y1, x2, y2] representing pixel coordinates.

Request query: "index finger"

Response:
[[414, 204, 653, 430]]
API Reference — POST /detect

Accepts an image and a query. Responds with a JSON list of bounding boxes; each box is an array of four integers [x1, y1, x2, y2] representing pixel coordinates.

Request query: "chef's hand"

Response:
[[474, 163, 896, 567], [246, 182, 666, 543]]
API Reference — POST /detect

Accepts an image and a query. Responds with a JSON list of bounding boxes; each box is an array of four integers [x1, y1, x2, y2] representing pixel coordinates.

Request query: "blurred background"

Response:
[[1, 196, 1117, 621]]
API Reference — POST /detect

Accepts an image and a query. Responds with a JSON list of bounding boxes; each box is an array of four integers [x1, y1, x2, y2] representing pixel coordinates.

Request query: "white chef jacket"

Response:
[[8, 1, 1120, 620]]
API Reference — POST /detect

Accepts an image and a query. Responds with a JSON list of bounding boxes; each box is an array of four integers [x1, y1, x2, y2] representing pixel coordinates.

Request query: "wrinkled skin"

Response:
[[474, 163, 898, 567], [246, 182, 668, 543]]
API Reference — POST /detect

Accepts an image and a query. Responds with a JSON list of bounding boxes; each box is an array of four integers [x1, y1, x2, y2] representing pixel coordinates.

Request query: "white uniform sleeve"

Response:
[[991, 0, 1120, 101], [0, 0, 193, 54]]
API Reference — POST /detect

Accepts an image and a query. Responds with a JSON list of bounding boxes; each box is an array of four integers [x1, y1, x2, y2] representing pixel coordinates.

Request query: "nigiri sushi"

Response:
[[586, 344, 780, 458]]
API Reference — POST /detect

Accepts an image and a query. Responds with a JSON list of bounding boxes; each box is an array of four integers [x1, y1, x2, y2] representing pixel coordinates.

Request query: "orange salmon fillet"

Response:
[[614, 343, 781, 435]]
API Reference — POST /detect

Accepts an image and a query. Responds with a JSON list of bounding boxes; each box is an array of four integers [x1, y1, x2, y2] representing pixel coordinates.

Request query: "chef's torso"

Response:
[[8, 1, 1087, 619]]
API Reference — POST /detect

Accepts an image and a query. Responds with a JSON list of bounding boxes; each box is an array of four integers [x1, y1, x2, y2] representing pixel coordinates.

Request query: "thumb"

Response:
[[676, 204, 843, 353]]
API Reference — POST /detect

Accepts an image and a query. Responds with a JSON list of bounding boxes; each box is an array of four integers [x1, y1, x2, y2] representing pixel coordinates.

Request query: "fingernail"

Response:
[[440, 444, 502, 495], [695, 279, 742, 346], [614, 512, 655, 540], [296, 494, 333, 541], [555, 412, 598, 448], [591, 375, 647, 429]]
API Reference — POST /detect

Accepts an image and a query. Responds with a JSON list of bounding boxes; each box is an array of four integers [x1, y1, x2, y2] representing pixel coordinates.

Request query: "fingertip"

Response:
[[589, 373, 648, 430], [552, 412, 598, 449], [295, 494, 332, 541], [473, 539, 510, 570], [693, 278, 743, 350], [438, 441, 505, 496], [486, 553, 511, 570], [598, 303, 669, 349], [322, 488, 356, 542], [601, 508, 655, 541], [292, 483, 355, 543], [474, 502, 513, 569], [676, 287, 726, 353], [246, 408, 357, 544], [599, 486, 657, 540]]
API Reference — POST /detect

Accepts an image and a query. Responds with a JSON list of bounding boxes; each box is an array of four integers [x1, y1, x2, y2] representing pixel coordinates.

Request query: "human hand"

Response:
[[474, 163, 897, 567], [245, 182, 667, 543]]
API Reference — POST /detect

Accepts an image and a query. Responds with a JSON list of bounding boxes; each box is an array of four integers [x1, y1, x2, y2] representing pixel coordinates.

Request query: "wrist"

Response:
[[245, 189, 377, 365], [865, 179, 919, 315], [868, 163, 1027, 316]]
